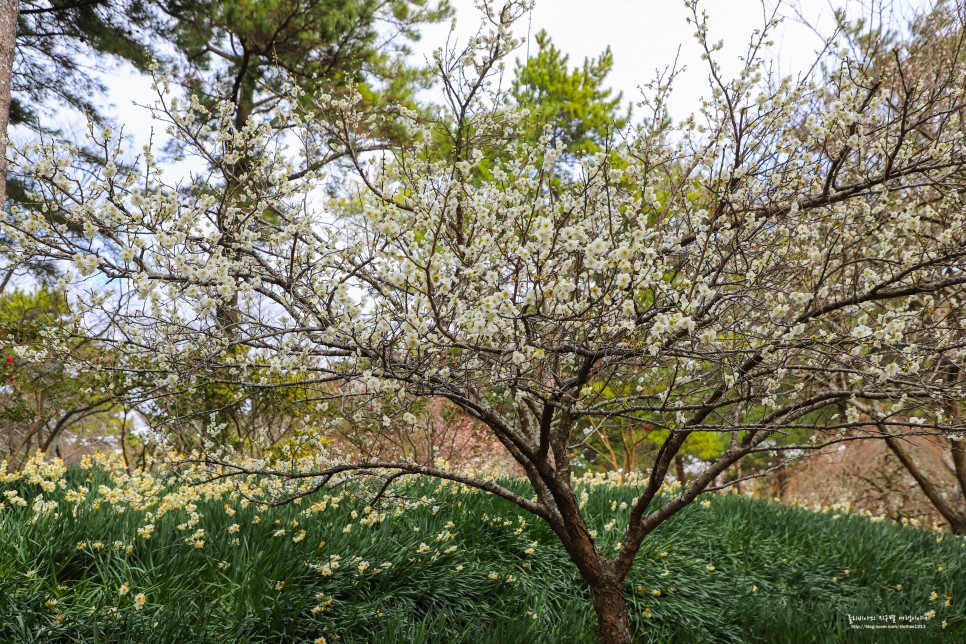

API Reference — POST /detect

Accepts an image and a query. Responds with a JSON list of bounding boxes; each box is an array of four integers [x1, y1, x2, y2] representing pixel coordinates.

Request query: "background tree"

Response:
[[129, 364, 337, 459], [509, 29, 629, 161], [333, 394, 513, 469], [0, 0, 156, 467], [13, 0, 155, 126], [146, 0, 452, 450], [5, 0, 160, 212], [0, 288, 118, 466], [159, 0, 450, 140], [859, 0, 966, 535], [3, 0, 455, 459], [772, 0, 966, 534]]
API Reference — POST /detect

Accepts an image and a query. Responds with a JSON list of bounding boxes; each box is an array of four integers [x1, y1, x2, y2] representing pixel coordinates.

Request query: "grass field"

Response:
[[0, 454, 963, 642]]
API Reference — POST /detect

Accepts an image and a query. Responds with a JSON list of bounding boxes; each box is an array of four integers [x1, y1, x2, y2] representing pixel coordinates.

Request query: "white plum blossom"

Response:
[[851, 325, 874, 340]]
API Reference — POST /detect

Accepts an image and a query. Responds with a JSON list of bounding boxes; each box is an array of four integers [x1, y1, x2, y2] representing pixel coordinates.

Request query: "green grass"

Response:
[[0, 462, 964, 643]]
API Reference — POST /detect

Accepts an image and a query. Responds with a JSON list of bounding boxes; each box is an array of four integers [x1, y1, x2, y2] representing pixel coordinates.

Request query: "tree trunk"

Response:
[[0, 0, 18, 207], [589, 578, 632, 644], [769, 448, 790, 498], [540, 477, 633, 644], [674, 454, 688, 484]]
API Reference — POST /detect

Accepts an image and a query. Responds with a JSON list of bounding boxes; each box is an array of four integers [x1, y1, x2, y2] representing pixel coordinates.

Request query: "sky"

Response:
[[410, 0, 924, 121], [35, 0, 928, 153], [410, 0, 822, 118]]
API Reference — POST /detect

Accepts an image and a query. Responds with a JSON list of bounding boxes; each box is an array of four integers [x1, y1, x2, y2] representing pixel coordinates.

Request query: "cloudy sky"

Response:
[[412, 0, 925, 119], [58, 0, 927, 151]]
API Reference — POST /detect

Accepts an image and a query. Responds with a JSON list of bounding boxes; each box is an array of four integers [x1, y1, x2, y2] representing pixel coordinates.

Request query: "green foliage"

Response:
[[0, 289, 117, 461], [132, 363, 334, 458], [161, 0, 450, 134], [510, 30, 630, 159], [0, 466, 963, 642], [420, 28, 631, 186], [647, 429, 728, 461], [14, 0, 157, 126], [577, 377, 731, 475]]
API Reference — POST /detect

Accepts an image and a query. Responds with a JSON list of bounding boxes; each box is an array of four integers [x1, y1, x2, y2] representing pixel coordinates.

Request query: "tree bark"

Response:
[[674, 454, 688, 484], [0, 0, 18, 208], [535, 470, 633, 644], [589, 576, 632, 644]]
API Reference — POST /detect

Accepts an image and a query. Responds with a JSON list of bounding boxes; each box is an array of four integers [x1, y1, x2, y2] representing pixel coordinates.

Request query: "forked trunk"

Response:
[[590, 579, 632, 644]]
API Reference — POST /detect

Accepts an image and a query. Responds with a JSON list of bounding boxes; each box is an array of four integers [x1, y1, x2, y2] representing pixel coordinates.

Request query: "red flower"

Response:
[[5, 357, 11, 363], [8, 377, 14, 382]]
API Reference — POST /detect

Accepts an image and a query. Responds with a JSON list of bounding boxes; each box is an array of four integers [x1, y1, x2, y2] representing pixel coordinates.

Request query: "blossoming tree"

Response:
[[4, 2, 966, 641]]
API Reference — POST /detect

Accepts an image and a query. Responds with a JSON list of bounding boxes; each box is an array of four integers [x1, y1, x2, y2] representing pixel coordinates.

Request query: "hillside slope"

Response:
[[0, 459, 963, 642]]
